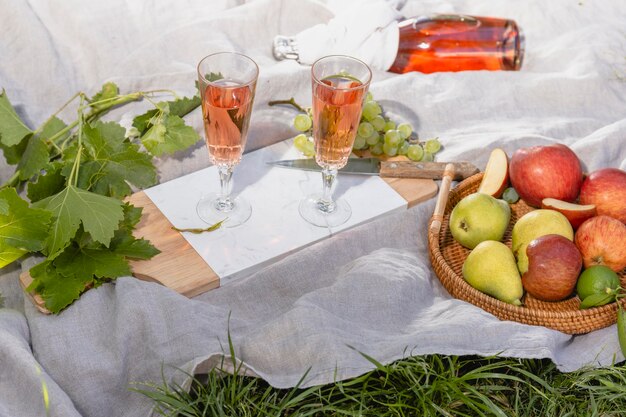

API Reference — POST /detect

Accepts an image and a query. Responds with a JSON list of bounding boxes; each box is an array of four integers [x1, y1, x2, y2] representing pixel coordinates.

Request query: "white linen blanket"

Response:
[[1, 0, 625, 416]]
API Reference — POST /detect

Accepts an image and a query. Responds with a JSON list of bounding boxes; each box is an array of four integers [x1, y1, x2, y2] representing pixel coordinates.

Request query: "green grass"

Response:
[[136, 353, 626, 417]]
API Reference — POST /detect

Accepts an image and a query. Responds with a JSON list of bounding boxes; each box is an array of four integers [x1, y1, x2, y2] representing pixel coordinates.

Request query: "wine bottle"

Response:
[[274, 14, 525, 74]]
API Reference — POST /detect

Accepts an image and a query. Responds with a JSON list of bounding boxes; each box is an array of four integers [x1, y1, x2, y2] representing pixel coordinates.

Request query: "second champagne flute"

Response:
[[197, 52, 258, 227], [299, 55, 372, 227]]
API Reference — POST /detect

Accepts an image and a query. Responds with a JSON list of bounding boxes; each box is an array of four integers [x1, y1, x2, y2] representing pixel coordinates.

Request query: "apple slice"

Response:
[[541, 198, 597, 229], [478, 148, 509, 198]]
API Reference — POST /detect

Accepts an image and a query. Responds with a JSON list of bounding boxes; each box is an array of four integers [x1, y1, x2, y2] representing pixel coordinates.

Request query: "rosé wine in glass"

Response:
[[202, 80, 253, 166], [196, 52, 258, 228], [312, 75, 365, 169], [299, 55, 372, 228]]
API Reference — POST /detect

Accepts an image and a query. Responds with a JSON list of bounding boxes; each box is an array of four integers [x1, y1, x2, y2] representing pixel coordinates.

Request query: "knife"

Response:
[[267, 158, 479, 180]]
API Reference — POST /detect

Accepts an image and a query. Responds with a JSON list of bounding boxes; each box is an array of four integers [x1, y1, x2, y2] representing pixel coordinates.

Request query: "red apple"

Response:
[[541, 198, 597, 229], [579, 168, 626, 224], [575, 215, 626, 272], [509, 144, 583, 207], [522, 234, 582, 301], [478, 148, 509, 198]]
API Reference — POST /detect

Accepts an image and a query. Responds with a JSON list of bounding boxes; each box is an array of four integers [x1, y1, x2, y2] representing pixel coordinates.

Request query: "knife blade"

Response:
[[267, 158, 479, 180]]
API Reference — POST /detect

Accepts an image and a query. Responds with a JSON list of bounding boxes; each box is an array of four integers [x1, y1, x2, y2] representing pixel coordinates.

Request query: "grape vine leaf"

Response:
[[78, 121, 157, 198], [132, 95, 201, 132], [55, 245, 131, 280], [28, 260, 91, 313], [141, 114, 199, 156], [0, 187, 52, 252], [110, 203, 160, 259], [0, 198, 8, 215], [17, 136, 50, 180], [34, 185, 124, 259], [0, 241, 27, 269], [0, 138, 28, 165], [40, 116, 69, 141], [0, 89, 33, 147], [112, 237, 160, 259], [88, 82, 119, 113], [27, 163, 66, 203]]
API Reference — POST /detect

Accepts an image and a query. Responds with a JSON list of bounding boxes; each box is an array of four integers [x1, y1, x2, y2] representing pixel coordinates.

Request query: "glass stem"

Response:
[[317, 167, 338, 213], [216, 165, 235, 212]]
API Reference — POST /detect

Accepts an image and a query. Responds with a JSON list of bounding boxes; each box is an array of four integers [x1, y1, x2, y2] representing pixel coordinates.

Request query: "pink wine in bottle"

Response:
[[389, 15, 524, 74]]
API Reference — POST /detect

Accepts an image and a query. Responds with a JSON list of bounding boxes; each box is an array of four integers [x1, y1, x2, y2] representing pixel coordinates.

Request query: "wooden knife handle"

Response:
[[379, 160, 478, 180], [429, 163, 456, 236]]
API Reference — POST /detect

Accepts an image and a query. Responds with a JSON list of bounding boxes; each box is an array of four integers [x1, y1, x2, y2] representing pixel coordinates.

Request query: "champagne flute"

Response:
[[196, 52, 258, 227], [299, 55, 372, 227]]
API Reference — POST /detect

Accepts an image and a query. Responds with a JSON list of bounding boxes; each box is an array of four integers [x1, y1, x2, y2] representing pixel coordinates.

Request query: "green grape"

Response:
[[370, 143, 384, 155], [384, 129, 401, 147], [353, 135, 367, 150], [422, 152, 434, 162], [294, 133, 308, 150], [382, 142, 398, 157], [303, 141, 315, 157], [294, 114, 312, 132], [366, 132, 380, 146], [357, 122, 374, 138], [362, 101, 382, 121], [365, 91, 374, 102], [398, 123, 412, 140], [407, 144, 424, 161], [371, 115, 386, 131], [502, 187, 520, 204], [384, 120, 396, 132], [398, 141, 410, 156], [424, 138, 442, 154]]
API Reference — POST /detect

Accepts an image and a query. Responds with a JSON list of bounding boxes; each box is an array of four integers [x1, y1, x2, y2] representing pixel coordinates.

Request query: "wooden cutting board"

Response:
[[20, 174, 438, 314], [127, 175, 437, 295]]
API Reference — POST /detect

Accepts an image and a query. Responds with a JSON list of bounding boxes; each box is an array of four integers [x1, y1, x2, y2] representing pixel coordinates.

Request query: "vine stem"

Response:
[[68, 95, 86, 187], [33, 92, 81, 136], [268, 97, 308, 113], [0, 171, 20, 189]]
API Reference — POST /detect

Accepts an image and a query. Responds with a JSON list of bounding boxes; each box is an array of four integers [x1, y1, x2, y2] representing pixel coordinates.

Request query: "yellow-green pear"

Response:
[[462, 240, 523, 305], [449, 193, 511, 249], [511, 209, 573, 274]]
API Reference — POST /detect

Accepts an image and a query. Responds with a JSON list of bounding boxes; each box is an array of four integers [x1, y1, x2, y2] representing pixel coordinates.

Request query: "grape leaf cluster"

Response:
[[291, 92, 442, 161], [0, 84, 201, 313]]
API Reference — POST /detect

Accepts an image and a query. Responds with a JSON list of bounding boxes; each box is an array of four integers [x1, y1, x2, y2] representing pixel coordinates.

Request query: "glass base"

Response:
[[196, 193, 251, 228], [299, 193, 352, 228]]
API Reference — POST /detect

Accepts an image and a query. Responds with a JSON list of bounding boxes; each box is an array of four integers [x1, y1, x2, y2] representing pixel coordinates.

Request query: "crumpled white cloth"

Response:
[[284, 0, 402, 70], [0, 0, 625, 417]]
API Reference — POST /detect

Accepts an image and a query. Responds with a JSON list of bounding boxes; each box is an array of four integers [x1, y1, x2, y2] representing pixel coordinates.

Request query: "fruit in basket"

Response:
[[502, 187, 520, 204], [575, 215, 626, 272], [449, 193, 511, 249], [512, 209, 574, 274], [576, 265, 620, 309], [477, 148, 509, 198], [541, 198, 597, 229], [462, 240, 523, 305], [509, 144, 583, 207], [579, 168, 626, 224], [521, 234, 582, 301]]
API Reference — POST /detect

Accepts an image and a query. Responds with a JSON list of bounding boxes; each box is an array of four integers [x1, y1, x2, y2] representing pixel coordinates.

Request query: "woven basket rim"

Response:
[[428, 172, 626, 334]]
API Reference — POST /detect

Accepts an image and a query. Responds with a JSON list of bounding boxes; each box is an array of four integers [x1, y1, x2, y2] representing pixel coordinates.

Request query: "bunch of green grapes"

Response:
[[292, 92, 442, 161]]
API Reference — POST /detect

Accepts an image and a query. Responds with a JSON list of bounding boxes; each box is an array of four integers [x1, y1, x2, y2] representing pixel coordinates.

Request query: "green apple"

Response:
[[511, 209, 574, 274], [449, 192, 511, 249], [462, 240, 523, 305]]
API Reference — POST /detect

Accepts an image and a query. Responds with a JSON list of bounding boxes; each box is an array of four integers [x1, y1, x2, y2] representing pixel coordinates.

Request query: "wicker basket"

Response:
[[428, 169, 626, 334]]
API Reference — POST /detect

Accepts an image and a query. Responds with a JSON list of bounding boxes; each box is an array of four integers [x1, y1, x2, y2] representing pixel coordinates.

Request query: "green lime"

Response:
[[576, 265, 620, 300]]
